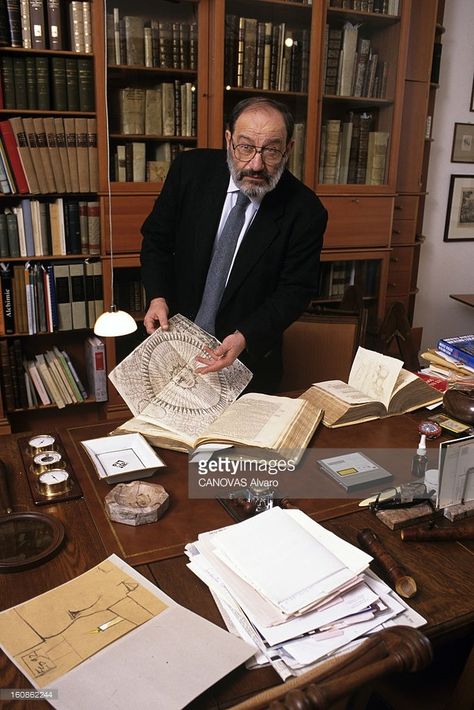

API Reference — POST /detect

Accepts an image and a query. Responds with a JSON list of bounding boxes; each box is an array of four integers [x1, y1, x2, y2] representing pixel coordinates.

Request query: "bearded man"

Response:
[[141, 97, 327, 393]]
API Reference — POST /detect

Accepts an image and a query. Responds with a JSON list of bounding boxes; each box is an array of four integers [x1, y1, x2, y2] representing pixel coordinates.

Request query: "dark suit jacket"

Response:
[[141, 149, 327, 392]]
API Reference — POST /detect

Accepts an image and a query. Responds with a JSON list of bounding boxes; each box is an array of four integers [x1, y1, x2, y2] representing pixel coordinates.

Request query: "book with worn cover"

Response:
[[110, 314, 323, 459], [304, 346, 443, 428]]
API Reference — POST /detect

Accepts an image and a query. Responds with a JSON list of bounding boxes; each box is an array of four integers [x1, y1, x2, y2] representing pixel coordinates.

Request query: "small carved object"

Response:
[[357, 527, 417, 599], [104, 480, 169, 526]]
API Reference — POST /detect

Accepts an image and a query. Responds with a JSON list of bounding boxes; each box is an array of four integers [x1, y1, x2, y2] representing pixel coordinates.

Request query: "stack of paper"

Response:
[[185, 507, 426, 680]]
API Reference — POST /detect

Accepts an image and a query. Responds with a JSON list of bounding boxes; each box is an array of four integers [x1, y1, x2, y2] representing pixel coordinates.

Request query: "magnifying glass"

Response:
[[0, 459, 65, 572]]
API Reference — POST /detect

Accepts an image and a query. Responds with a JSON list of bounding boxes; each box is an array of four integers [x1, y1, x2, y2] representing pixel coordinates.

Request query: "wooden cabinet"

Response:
[[0, 0, 447, 426], [105, 0, 208, 187], [98, 0, 442, 417], [393, 0, 444, 322], [322, 196, 393, 249]]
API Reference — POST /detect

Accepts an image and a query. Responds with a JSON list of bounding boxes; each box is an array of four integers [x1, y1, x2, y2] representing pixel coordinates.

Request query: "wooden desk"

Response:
[[450, 294, 474, 308], [1, 416, 473, 709]]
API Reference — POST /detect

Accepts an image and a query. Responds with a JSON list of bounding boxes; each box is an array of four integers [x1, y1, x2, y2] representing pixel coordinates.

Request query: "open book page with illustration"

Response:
[[108, 313, 251, 434], [115, 389, 323, 462], [304, 347, 443, 428], [110, 314, 323, 459]]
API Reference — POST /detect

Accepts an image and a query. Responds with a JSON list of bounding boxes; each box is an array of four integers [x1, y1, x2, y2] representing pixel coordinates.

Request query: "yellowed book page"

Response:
[[313, 380, 377, 404], [348, 347, 403, 409], [198, 393, 322, 459], [113, 416, 193, 452], [391, 368, 417, 395]]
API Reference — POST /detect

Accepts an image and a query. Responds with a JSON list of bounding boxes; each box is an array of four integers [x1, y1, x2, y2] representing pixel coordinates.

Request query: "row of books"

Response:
[[317, 260, 379, 300], [0, 198, 99, 258], [0, 259, 103, 335], [107, 10, 197, 71], [323, 22, 389, 98], [111, 142, 187, 184], [114, 81, 197, 138], [328, 0, 400, 14], [0, 54, 94, 112], [224, 15, 310, 93], [0, 117, 98, 195], [0, 339, 87, 411], [321, 261, 356, 298], [0, 0, 92, 51], [436, 335, 474, 371], [114, 271, 146, 314], [319, 113, 389, 185]]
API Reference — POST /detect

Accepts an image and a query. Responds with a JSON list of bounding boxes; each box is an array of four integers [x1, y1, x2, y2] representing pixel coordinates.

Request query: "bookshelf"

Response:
[[0, 0, 103, 433], [0, 0, 446, 429]]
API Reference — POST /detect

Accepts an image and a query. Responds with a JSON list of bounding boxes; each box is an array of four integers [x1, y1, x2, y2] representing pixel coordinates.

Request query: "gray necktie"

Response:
[[195, 190, 250, 334]]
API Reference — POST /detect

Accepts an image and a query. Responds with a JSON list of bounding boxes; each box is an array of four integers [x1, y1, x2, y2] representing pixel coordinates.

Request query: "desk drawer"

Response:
[[391, 219, 416, 245], [389, 246, 415, 271], [393, 196, 419, 220], [322, 196, 393, 248]]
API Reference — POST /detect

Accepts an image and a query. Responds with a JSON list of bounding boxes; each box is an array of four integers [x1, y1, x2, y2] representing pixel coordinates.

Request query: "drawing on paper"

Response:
[[0, 559, 167, 687], [108, 314, 252, 438]]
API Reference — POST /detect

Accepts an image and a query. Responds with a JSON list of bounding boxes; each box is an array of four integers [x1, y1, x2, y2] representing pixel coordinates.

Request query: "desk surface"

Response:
[[1, 415, 473, 709], [450, 293, 474, 308]]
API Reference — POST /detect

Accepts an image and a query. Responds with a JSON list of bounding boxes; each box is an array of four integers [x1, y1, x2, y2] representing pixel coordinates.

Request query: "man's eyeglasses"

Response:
[[231, 142, 286, 166]]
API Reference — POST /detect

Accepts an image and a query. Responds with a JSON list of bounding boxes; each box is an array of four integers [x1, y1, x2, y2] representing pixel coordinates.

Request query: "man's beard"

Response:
[[226, 148, 287, 199]]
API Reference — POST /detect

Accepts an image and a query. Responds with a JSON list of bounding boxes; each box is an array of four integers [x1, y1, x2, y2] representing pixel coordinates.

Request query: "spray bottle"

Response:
[[411, 434, 428, 479]]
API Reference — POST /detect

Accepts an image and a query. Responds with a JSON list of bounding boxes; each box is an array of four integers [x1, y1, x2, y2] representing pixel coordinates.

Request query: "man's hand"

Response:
[[195, 331, 246, 374], [143, 297, 169, 334]]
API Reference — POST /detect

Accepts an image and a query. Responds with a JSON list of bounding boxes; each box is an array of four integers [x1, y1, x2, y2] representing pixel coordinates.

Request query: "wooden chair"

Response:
[[377, 301, 421, 372], [229, 626, 433, 710], [279, 312, 363, 392]]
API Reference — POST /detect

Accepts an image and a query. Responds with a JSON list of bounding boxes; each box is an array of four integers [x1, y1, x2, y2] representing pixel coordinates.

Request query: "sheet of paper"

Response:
[[437, 435, 474, 507], [348, 347, 403, 409], [0, 555, 255, 710], [108, 314, 252, 438], [211, 507, 360, 615], [255, 584, 380, 647], [280, 594, 401, 666], [0, 557, 168, 687]]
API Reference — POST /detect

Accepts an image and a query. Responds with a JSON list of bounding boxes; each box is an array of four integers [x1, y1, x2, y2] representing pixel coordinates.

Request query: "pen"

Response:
[[89, 617, 123, 634]]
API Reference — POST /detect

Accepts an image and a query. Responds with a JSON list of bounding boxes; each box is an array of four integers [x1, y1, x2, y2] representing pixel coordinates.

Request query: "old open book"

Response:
[[109, 315, 322, 460], [115, 391, 323, 462], [303, 347, 442, 428]]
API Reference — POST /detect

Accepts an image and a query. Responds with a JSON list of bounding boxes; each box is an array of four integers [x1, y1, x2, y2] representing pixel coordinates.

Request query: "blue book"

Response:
[[437, 335, 474, 369], [20, 199, 35, 257]]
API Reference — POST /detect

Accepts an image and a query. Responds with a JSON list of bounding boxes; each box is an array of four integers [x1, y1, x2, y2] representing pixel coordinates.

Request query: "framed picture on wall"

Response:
[[444, 175, 474, 242], [451, 123, 474, 162]]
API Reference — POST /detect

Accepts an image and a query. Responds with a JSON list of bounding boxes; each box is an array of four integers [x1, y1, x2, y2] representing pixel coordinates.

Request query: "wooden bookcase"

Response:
[[0, 0, 106, 433], [0, 0, 446, 429]]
